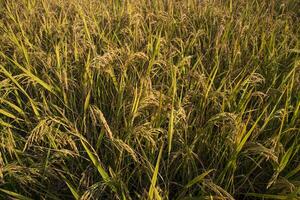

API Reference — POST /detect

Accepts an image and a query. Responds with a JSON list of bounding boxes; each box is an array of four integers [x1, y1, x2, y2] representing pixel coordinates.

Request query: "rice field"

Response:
[[0, 0, 299, 199]]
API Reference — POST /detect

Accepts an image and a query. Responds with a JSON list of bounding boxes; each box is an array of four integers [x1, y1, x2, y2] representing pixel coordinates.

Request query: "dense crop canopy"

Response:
[[0, 0, 299, 199]]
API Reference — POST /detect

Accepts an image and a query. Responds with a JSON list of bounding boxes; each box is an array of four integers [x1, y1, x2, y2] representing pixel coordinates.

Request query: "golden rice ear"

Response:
[[90, 105, 114, 140]]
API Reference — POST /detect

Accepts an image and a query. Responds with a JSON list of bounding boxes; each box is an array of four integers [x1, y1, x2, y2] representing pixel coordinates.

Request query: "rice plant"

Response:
[[0, 0, 299, 199]]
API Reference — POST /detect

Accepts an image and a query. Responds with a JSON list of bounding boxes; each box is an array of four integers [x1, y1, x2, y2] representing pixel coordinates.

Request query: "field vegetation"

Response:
[[0, 0, 299, 199]]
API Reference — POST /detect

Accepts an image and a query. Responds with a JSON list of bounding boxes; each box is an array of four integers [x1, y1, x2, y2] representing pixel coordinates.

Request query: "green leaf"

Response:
[[185, 169, 214, 188], [0, 108, 17, 119], [61, 176, 80, 200], [0, 189, 33, 200], [0, 52, 54, 93], [80, 139, 110, 182], [148, 143, 164, 200]]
